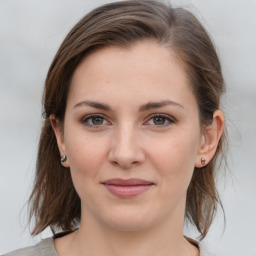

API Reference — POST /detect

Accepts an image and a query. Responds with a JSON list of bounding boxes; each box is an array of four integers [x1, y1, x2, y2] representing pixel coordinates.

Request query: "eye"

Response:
[[82, 114, 110, 127], [145, 114, 175, 127]]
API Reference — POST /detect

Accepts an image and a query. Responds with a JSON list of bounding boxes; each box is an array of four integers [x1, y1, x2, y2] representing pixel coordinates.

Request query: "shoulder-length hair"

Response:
[[29, 0, 226, 240]]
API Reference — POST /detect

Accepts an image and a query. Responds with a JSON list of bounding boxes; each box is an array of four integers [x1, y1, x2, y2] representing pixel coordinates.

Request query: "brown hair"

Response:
[[29, 0, 226, 239]]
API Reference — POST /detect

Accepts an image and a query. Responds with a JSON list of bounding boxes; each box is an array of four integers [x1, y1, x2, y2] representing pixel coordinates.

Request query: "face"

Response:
[[54, 41, 205, 232]]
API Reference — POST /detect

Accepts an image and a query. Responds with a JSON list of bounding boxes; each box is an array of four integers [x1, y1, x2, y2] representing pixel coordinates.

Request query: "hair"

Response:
[[29, 0, 226, 240]]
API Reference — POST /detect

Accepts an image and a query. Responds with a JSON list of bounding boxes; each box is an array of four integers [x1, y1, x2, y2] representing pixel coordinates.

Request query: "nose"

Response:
[[107, 124, 146, 169]]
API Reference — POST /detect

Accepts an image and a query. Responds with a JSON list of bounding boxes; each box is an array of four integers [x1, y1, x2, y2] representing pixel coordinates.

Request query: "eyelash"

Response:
[[81, 113, 176, 128], [145, 113, 176, 127]]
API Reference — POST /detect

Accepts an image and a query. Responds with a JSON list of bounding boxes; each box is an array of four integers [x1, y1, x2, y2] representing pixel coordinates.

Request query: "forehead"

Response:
[[68, 41, 196, 111], [74, 41, 185, 77]]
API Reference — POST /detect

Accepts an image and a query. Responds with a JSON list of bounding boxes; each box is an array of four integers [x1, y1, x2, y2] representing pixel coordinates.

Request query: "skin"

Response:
[[51, 40, 224, 256]]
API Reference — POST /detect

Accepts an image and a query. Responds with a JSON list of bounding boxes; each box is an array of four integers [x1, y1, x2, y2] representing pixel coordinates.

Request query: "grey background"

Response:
[[0, 0, 256, 255]]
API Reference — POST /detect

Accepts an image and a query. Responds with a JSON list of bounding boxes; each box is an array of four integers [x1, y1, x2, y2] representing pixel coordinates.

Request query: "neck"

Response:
[[66, 206, 199, 256]]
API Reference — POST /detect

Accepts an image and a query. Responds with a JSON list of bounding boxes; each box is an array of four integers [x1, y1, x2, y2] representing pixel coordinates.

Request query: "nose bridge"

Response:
[[117, 122, 136, 151], [108, 121, 145, 168]]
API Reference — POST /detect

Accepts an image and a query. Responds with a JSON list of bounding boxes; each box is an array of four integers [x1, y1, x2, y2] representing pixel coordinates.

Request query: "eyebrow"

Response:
[[138, 100, 184, 112], [73, 100, 184, 111]]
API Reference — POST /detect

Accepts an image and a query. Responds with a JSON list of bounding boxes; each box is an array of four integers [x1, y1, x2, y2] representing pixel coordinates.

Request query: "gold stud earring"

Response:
[[201, 157, 206, 166]]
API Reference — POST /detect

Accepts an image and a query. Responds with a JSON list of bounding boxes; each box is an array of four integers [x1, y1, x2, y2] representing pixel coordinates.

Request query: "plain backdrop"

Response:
[[0, 0, 256, 255]]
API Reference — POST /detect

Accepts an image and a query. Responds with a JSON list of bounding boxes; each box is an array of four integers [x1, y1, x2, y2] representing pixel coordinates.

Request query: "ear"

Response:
[[195, 110, 225, 168], [50, 114, 70, 167]]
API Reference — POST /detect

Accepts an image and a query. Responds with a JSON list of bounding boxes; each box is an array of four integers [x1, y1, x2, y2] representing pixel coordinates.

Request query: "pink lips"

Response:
[[102, 178, 154, 198]]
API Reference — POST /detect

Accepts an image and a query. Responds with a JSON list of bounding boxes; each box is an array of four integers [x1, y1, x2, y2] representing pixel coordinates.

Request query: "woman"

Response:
[[3, 0, 226, 255]]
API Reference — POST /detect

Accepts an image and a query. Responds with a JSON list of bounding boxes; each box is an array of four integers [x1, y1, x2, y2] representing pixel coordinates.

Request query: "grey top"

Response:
[[2, 237, 216, 256]]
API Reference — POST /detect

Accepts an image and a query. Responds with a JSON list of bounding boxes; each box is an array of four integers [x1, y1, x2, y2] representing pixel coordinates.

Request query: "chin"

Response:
[[98, 206, 158, 232]]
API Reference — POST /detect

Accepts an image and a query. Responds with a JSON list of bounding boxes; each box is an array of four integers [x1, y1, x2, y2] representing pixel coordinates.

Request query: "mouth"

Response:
[[101, 178, 154, 198]]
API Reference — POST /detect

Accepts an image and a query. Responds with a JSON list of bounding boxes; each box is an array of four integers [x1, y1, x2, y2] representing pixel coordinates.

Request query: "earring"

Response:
[[61, 155, 67, 164], [201, 157, 206, 166]]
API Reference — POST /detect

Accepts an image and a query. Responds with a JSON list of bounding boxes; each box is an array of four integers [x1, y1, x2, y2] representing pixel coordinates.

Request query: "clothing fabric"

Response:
[[2, 236, 215, 256]]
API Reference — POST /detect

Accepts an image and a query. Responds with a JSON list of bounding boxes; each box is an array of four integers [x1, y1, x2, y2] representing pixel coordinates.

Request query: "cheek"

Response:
[[64, 129, 108, 197], [149, 130, 200, 195], [65, 129, 106, 173]]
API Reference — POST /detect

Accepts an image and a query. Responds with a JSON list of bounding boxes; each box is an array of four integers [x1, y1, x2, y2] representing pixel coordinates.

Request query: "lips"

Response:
[[101, 178, 154, 198], [102, 178, 154, 186]]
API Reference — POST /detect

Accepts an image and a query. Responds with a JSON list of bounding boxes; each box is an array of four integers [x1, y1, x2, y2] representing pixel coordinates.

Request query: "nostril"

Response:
[[110, 159, 139, 170], [107, 140, 146, 169]]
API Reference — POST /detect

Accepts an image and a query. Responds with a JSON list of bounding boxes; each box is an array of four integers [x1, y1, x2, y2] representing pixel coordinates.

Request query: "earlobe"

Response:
[[195, 110, 224, 168], [50, 114, 70, 167]]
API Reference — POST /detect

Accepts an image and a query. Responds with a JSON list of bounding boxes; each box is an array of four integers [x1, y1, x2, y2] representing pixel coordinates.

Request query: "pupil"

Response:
[[154, 117, 165, 125], [92, 117, 103, 125]]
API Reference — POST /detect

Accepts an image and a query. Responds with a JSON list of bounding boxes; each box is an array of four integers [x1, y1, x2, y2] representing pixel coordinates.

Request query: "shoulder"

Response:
[[2, 235, 217, 256], [185, 236, 216, 256], [1, 238, 58, 256]]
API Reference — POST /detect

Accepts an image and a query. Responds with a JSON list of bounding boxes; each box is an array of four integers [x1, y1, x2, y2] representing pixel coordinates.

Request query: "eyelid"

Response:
[[144, 113, 176, 127], [81, 114, 111, 127], [81, 113, 176, 128]]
